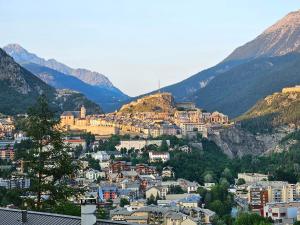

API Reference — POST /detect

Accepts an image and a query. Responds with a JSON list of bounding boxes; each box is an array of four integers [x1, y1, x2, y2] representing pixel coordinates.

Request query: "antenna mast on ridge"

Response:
[[158, 80, 161, 93]]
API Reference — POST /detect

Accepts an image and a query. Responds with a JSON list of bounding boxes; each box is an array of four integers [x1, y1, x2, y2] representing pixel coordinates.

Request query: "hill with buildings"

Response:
[[0, 48, 101, 115], [119, 92, 175, 113], [3, 44, 129, 112]]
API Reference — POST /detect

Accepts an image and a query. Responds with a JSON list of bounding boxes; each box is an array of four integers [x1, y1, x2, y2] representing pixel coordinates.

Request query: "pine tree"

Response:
[[24, 96, 79, 209]]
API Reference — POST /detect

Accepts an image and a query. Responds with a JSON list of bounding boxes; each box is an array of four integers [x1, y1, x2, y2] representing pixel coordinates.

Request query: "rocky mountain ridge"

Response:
[[3, 44, 129, 112], [149, 9, 300, 118], [4, 44, 113, 87], [0, 48, 101, 115], [225, 10, 300, 62]]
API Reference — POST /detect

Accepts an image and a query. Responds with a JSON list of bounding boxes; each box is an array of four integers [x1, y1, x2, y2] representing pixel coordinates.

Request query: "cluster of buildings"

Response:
[[60, 93, 230, 139], [0, 116, 14, 139], [235, 173, 300, 225], [0, 176, 30, 189], [110, 203, 215, 225], [75, 146, 216, 224]]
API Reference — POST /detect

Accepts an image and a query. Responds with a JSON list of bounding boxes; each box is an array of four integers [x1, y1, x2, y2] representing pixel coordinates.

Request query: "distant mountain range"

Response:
[[3, 44, 129, 112], [0, 48, 102, 115], [152, 9, 300, 118]]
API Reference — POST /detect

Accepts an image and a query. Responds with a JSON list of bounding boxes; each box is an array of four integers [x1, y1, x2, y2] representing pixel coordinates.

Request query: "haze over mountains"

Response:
[[154, 9, 300, 118], [3, 44, 129, 112]]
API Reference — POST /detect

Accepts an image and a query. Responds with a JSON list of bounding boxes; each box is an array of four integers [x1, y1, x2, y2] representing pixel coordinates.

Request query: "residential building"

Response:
[[0, 146, 14, 161], [116, 140, 170, 151], [238, 173, 268, 184], [146, 186, 168, 199], [149, 152, 170, 163], [162, 166, 175, 178], [64, 137, 87, 150], [264, 202, 300, 225], [0, 177, 30, 189], [85, 169, 105, 181]]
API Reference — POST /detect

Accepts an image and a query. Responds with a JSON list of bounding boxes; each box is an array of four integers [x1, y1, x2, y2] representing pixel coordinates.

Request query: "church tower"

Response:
[[80, 105, 86, 119]]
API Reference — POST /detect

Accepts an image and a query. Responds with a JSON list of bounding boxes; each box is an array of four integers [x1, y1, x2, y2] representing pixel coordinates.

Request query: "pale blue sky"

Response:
[[0, 0, 299, 96]]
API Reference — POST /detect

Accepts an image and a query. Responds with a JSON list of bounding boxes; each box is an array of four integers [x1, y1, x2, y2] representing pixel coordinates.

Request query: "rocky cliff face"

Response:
[[208, 126, 265, 158], [208, 125, 296, 158]]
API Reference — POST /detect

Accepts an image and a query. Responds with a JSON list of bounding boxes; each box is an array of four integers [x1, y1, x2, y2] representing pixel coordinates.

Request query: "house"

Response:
[[116, 140, 170, 151], [264, 202, 300, 225], [109, 161, 131, 173], [0, 146, 14, 161], [135, 164, 157, 175], [210, 111, 229, 124], [85, 169, 105, 181], [162, 166, 175, 178], [121, 171, 138, 181], [238, 173, 268, 184], [63, 137, 87, 150], [0, 177, 30, 189], [158, 194, 201, 208], [149, 152, 170, 163], [177, 194, 201, 208], [164, 211, 197, 225], [182, 207, 216, 224], [90, 151, 110, 162], [145, 186, 168, 199], [99, 185, 118, 200], [178, 179, 200, 193]]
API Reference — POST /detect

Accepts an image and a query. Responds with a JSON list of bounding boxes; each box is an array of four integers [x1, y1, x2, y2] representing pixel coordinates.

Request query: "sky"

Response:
[[0, 0, 299, 97]]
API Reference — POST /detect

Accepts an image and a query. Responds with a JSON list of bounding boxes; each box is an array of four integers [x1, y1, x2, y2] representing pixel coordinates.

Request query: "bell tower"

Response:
[[80, 105, 86, 119]]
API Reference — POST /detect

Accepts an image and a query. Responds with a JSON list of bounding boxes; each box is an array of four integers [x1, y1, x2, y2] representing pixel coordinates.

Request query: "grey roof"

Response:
[[0, 207, 80, 225], [110, 208, 132, 216], [0, 207, 139, 225], [164, 211, 187, 220]]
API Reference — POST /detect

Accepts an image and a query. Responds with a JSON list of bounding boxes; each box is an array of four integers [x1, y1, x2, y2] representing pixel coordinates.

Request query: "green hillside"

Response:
[[237, 90, 300, 133]]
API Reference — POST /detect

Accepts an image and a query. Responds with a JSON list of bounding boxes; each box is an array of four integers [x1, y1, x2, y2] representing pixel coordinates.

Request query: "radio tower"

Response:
[[158, 80, 161, 93]]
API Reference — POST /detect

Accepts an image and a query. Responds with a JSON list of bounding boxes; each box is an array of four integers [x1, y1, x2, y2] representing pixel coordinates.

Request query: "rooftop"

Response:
[[0, 207, 138, 225]]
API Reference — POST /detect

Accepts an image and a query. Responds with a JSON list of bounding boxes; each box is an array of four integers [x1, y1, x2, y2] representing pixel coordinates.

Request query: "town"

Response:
[[1, 91, 300, 225], [2, 2, 300, 224]]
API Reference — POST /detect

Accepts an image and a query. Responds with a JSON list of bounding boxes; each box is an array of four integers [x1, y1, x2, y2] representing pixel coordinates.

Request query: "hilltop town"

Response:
[[60, 92, 229, 139]]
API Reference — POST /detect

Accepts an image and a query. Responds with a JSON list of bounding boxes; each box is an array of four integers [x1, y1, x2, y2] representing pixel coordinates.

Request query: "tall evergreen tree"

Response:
[[24, 96, 79, 209]]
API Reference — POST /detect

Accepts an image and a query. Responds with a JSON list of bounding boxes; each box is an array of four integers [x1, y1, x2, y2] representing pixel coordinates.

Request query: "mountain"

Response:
[[238, 86, 300, 133], [19, 62, 126, 112], [224, 10, 300, 62], [147, 60, 245, 103], [155, 9, 300, 118], [3, 44, 129, 112], [0, 48, 101, 115], [192, 53, 300, 117]]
